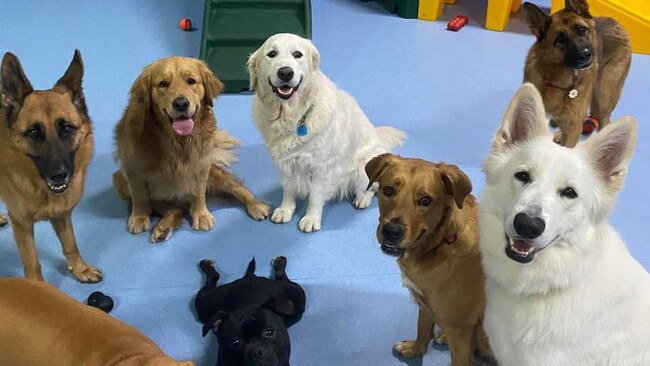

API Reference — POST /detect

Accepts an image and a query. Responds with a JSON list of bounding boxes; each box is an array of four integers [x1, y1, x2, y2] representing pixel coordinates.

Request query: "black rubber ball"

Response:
[[87, 291, 114, 313]]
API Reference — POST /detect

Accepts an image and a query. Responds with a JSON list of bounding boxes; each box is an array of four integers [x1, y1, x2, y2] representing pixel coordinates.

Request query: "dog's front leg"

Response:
[[271, 183, 297, 224], [190, 171, 214, 231], [124, 169, 152, 234], [51, 213, 102, 283], [299, 189, 325, 233], [393, 308, 435, 358], [9, 213, 43, 281]]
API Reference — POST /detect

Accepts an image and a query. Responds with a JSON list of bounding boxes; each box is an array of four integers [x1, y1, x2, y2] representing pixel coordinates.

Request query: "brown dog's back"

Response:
[[0, 279, 194, 366]]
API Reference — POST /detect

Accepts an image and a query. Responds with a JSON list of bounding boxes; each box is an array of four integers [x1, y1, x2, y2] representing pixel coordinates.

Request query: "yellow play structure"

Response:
[[484, 0, 649, 55]]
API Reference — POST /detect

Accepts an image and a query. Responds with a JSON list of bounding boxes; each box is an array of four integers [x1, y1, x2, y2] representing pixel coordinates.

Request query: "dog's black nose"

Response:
[[577, 46, 593, 65], [513, 213, 545, 239], [277, 67, 294, 82], [48, 172, 70, 184], [382, 222, 405, 242], [172, 97, 189, 112], [248, 346, 266, 359]]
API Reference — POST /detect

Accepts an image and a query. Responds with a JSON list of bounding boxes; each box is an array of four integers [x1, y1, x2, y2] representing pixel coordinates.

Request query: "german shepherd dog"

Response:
[[0, 50, 101, 283], [523, 0, 631, 147]]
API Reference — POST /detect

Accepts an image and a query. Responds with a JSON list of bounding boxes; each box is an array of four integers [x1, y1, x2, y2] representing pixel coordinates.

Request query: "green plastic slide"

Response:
[[200, 0, 312, 93]]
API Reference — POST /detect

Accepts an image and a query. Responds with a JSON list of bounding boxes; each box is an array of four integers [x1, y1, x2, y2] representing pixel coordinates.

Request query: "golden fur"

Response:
[[366, 154, 494, 365], [0, 278, 195, 366], [0, 50, 101, 283], [523, 0, 631, 147], [113, 57, 269, 242]]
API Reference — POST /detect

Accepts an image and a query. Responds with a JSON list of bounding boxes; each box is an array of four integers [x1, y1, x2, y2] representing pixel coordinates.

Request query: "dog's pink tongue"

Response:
[[513, 239, 533, 252], [172, 118, 194, 136]]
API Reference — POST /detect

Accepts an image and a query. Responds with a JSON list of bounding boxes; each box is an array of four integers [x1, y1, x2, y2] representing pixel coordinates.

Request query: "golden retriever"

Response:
[[366, 154, 494, 365], [0, 50, 101, 283], [113, 57, 269, 242]]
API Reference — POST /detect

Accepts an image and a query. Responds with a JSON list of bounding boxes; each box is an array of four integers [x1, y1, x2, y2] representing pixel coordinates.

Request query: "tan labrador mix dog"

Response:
[[0, 50, 101, 283], [366, 154, 494, 365], [523, 0, 631, 147], [0, 278, 195, 366], [113, 57, 270, 242]]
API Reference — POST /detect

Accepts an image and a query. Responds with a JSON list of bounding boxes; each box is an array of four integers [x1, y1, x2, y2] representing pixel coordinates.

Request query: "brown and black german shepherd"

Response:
[[0, 50, 101, 283], [523, 0, 631, 147]]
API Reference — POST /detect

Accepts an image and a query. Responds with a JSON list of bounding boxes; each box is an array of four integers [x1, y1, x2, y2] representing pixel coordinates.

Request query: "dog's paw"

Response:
[[150, 222, 174, 243], [247, 201, 271, 221], [127, 215, 151, 234], [299, 215, 321, 233], [393, 340, 427, 359], [353, 191, 375, 210], [0, 214, 7, 228], [69, 264, 103, 284], [191, 210, 215, 231], [553, 131, 563, 144], [271, 207, 294, 224], [433, 329, 447, 345]]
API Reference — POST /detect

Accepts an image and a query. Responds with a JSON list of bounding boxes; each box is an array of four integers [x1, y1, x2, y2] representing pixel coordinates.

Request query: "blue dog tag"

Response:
[[297, 123, 308, 137]]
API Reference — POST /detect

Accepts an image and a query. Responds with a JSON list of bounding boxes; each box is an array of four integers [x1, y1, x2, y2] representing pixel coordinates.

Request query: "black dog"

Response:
[[195, 257, 306, 366]]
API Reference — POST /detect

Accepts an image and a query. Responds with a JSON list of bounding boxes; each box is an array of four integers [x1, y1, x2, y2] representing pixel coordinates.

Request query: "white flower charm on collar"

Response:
[[568, 89, 579, 99]]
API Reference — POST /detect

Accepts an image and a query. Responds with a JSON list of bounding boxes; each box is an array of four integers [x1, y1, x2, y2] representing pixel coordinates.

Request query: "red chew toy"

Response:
[[179, 17, 192, 31], [447, 15, 469, 32], [583, 116, 599, 135]]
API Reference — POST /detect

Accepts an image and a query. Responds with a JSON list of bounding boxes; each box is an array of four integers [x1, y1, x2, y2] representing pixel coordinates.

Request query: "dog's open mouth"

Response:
[[505, 235, 539, 264], [168, 115, 195, 136], [269, 77, 302, 100], [46, 180, 69, 195]]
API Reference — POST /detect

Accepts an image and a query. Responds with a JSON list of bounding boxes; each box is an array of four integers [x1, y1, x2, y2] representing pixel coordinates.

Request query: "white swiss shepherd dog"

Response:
[[480, 83, 650, 365], [247, 33, 406, 232]]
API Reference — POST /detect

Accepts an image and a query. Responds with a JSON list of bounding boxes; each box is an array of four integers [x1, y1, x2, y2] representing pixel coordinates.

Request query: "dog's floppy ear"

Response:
[[246, 50, 259, 91], [492, 83, 548, 152], [128, 64, 152, 120], [306, 40, 320, 72], [365, 153, 395, 190], [200, 61, 224, 107], [523, 3, 551, 41], [565, 0, 591, 18], [440, 164, 472, 209], [0, 52, 33, 121], [583, 116, 637, 191], [264, 297, 296, 317], [54, 49, 88, 115], [202, 311, 229, 337]]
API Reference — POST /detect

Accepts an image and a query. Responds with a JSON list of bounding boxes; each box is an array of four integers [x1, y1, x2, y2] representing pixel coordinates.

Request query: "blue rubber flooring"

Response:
[[1, 1, 649, 365]]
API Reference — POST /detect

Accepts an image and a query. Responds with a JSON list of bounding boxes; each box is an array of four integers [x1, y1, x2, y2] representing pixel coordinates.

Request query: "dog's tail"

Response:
[[199, 259, 220, 289], [245, 258, 256, 277], [376, 126, 407, 150]]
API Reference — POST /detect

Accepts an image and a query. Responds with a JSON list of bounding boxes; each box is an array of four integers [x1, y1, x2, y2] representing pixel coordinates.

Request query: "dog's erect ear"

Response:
[[583, 116, 637, 191], [565, 0, 591, 18], [523, 2, 551, 41], [307, 40, 320, 72], [54, 49, 87, 114], [0, 52, 33, 113], [492, 83, 548, 151], [200, 61, 224, 107], [247, 50, 259, 91], [264, 297, 296, 317], [365, 153, 395, 190], [440, 164, 472, 209]]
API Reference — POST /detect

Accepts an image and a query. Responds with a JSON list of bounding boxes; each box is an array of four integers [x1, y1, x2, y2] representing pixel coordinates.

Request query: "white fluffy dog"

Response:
[[480, 83, 650, 366], [247, 33, 406, 232]]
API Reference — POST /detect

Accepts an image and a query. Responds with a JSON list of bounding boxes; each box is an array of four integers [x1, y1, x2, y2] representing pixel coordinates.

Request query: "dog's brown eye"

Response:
[[267, 50, 277, 58], [293, 51, 303, 59], [263, 328, 276, 338], [383, 186, 395, 197], [419, 196, 432, 206], [575, 26, 588, 36], [24, 124, 44, 141], [158, 80, 169, 88], [554, 33, 567, 46], [560, 187, 578, 199], [187, 77, 196, 85], [230, 339, 241, 348], [515, 171, 531, 184]]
